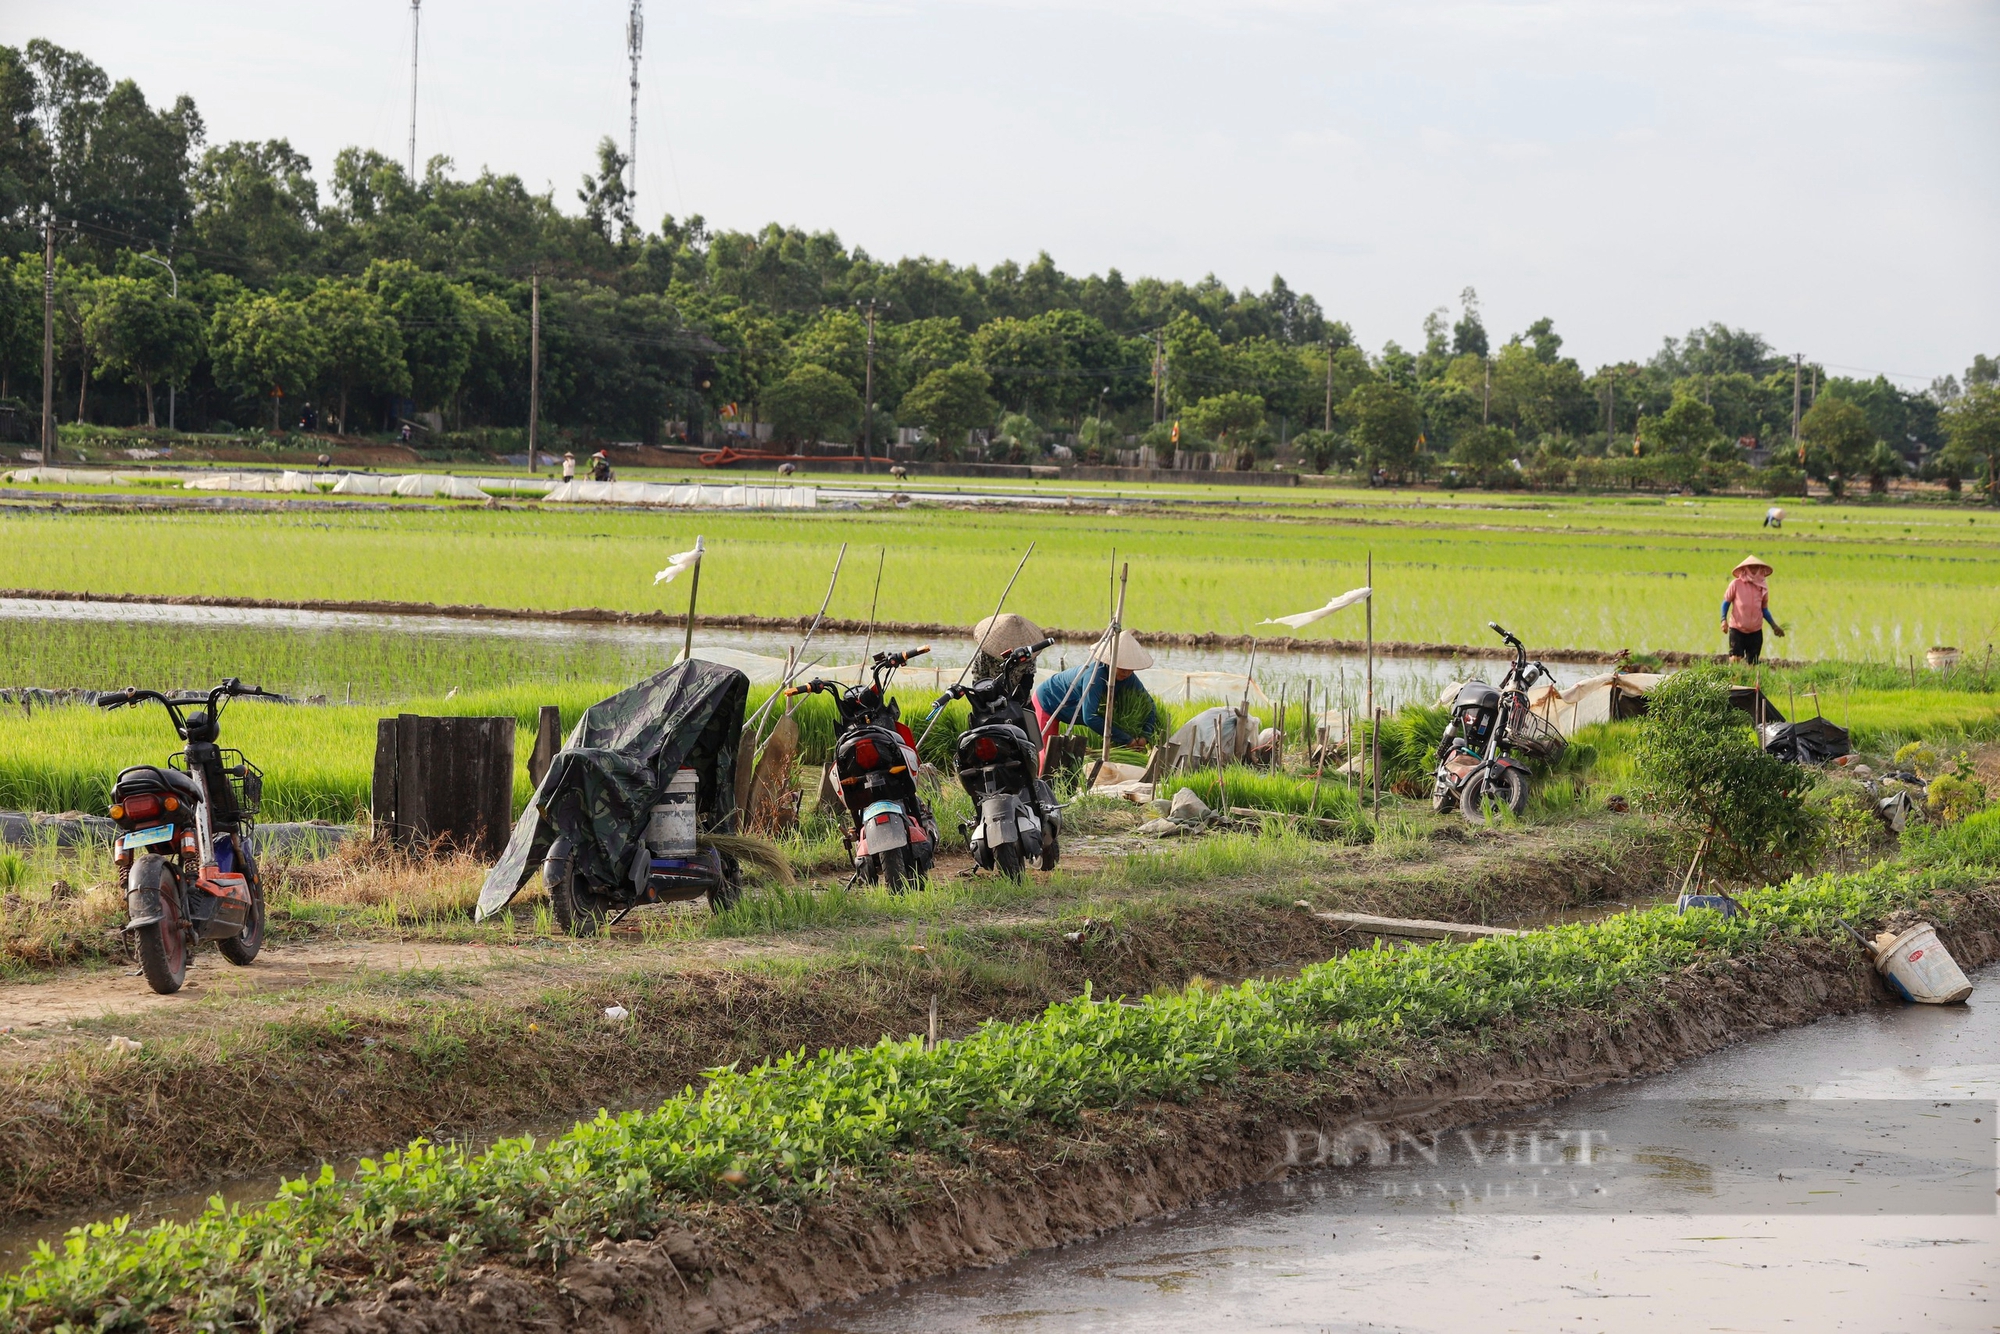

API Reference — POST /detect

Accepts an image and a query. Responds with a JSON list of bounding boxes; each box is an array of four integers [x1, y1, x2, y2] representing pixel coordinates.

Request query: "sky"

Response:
[[8, 0, 1998, 383]]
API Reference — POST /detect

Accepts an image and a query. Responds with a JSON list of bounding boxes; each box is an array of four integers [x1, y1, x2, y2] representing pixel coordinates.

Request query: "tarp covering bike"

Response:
[[474, 660, 749, 921]]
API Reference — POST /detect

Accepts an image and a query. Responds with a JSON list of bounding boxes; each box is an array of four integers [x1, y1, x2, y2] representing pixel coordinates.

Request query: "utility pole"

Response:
[[861, 298, 878, 475], [1152, 330, 1164, 425], [626, 0, 644, 206], [407, 0, 422, 178], [41, 213, 55, 461], [528, 273, 541, 474], [137, 251, 177, 431], [1324, 337, 1334, 430], [1800, 354, 1816, 464], [1482, 356, 1491, 425]]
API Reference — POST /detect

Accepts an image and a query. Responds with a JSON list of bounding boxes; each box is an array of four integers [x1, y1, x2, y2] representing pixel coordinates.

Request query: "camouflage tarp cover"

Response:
[[475, 660, 749, 920]]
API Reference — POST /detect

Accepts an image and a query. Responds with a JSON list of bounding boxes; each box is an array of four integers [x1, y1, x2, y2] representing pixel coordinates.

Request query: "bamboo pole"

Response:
[[742, 542, 847, 737], [917, 541, 1037, 753], [860, 545, 886, 666], [681, 535, 705, 665], [1088, 562, 1130, 789], [1371, 705, 1381, 820], [1365, 550, 1374, 720]]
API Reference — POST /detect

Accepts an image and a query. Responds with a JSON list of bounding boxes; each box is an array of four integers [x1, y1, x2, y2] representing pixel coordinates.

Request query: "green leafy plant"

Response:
[[1634, 667, 1822, 885]]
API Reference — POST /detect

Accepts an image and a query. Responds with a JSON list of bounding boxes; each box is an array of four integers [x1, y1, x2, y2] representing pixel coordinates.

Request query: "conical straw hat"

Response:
[[1089, 630, 1153, 670], [970, 613, 1044, 655], [1732, 554, 1773, 577]]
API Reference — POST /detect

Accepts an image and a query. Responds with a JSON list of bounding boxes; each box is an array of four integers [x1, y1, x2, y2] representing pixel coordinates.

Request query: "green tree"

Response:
[[303, 281, 408, 431], [1290, 428, 1350, 475], [789, 307, 868, 397], [897, 363, 995, 459], [1181, 391, 1265, 452], [1344, 380, 1422, 482], [1941, 384, 2000, 504], [365, 260, 474, 413], [1634, 668, 1820, 887], [82, 274, 202, 426], [208, 290, 324, 431], [1799, 396, 1876, 498], [764, 362, 860, 447], [1161, 310, 1227, 411], [1449, 424, 1518, 486], [1639, 396, 1721, 457], [187, 140, 319, 281]]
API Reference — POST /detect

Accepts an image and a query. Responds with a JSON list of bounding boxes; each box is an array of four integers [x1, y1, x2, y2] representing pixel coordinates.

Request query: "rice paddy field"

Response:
[[5, 486, 2000, 660]]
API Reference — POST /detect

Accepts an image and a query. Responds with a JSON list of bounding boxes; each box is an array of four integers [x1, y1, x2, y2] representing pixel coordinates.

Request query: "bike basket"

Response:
[[1506, 704, 1568, 762], [169, 749, 264, 817]]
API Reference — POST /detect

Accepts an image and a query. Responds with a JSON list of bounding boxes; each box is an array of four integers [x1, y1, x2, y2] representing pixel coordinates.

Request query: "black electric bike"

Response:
[[1431, 622, 1566, 824], [926, 637, 1061, 880], [97, 678, 274, 993], [788, 647, 939, 892]]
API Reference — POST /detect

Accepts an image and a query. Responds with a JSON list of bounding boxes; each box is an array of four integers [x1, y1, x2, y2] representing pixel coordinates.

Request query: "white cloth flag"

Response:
[[1258, 586, 1371, 629], [653, 540, 703, 585]]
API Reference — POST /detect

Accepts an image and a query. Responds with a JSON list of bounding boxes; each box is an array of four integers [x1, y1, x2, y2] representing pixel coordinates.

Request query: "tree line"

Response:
[[2, 37, 1996, 496]]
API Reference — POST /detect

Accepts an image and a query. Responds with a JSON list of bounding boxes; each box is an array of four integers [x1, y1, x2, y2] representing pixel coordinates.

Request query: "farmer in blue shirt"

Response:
[[1032, 631, 1160, 768]]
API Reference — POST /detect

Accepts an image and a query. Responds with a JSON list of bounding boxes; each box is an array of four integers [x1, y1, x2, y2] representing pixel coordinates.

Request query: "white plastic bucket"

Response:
[[645, 767, 700, 858], [1872, 923, 1973, 1004]]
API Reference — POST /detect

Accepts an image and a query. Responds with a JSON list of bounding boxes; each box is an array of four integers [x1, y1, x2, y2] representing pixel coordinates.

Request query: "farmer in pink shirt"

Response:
[[1721, 555, 1785, 664]]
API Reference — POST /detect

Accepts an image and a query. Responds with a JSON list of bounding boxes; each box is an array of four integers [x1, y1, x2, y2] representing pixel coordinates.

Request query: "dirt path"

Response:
[[0, 940, 511, 1030]]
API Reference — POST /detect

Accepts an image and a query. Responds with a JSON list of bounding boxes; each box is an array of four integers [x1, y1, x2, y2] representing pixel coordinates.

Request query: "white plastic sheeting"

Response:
[[542, 480, 817, 509], [329, 473, 396, 495], [182, 471, 319, 493], [3, 467, 156, 485], [391, 473, 490, 499]]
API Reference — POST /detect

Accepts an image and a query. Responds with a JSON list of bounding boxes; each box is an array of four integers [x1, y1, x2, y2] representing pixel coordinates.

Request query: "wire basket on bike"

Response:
[[1504, 697, 1568, 762], [170, 749, 264, 819]]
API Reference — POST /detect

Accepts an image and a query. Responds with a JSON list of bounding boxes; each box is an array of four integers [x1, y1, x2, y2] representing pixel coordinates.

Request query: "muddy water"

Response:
[[791, 965, 2000, 1334]]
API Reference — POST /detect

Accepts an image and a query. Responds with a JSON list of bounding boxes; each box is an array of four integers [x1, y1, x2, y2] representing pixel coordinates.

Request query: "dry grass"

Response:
[[272, 831, 491, 922], [0, 840, 127, 976]]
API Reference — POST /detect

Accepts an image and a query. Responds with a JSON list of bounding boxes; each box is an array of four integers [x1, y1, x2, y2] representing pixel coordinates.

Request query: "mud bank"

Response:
[[0, 588, 1773, 667], [293, 888, 2000, 1334]]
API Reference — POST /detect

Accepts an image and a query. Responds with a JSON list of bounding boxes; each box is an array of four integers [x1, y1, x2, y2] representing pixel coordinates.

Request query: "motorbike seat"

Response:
[[114, 765, 201, 805]]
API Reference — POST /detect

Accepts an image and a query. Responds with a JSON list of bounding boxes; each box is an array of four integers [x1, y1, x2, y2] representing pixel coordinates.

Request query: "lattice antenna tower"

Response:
[[407, 1, 423, 178], [626, 0, 644, 207]]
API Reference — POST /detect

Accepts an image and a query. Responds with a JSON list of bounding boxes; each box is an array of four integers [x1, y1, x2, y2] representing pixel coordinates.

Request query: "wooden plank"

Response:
[[1316, 910, 1521, 942], [395, 713, 427, 850], [479, 716, 515, 860], [371, 717, 399, 833], [527, 706, 562, 787]]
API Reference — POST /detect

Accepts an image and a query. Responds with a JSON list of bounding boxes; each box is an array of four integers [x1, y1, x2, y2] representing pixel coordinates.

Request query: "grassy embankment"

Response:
[[4, 803, 1995, 1329], [5, 490, 2000, 658]]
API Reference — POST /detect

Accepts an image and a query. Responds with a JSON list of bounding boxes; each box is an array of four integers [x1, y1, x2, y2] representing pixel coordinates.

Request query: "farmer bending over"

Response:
[[1722, 554, 1785, 665], [1032, 631, 1162, 768]]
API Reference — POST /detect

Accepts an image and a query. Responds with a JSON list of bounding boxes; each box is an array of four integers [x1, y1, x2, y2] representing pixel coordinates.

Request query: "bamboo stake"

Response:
[[918, 542, 1038, 755], [743, 542, 847, 736], [1371, 705, 1381, 820], [1087, 562, 1130, 789], [681, 535, 705, 664], [1275, 683, 1287, 769], [860, 545, 886, 666], [1365, 550, 1374, 720]]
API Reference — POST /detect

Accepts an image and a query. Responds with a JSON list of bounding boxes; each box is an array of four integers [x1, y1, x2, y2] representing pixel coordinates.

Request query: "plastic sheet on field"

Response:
[[4, 467, 156, 486], [330, 472, 398, 495], [391, 472, 490, 499], [542, 479, 818, 509]]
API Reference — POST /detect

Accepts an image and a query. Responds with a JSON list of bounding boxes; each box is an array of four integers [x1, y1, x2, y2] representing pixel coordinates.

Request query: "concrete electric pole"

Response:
[[41, 213, 54, 459]]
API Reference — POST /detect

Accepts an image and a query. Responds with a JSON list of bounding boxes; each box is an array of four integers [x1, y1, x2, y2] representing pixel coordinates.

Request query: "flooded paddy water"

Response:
[[0, 596, 1514, 709], [792, 964, 1999, 1334]]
